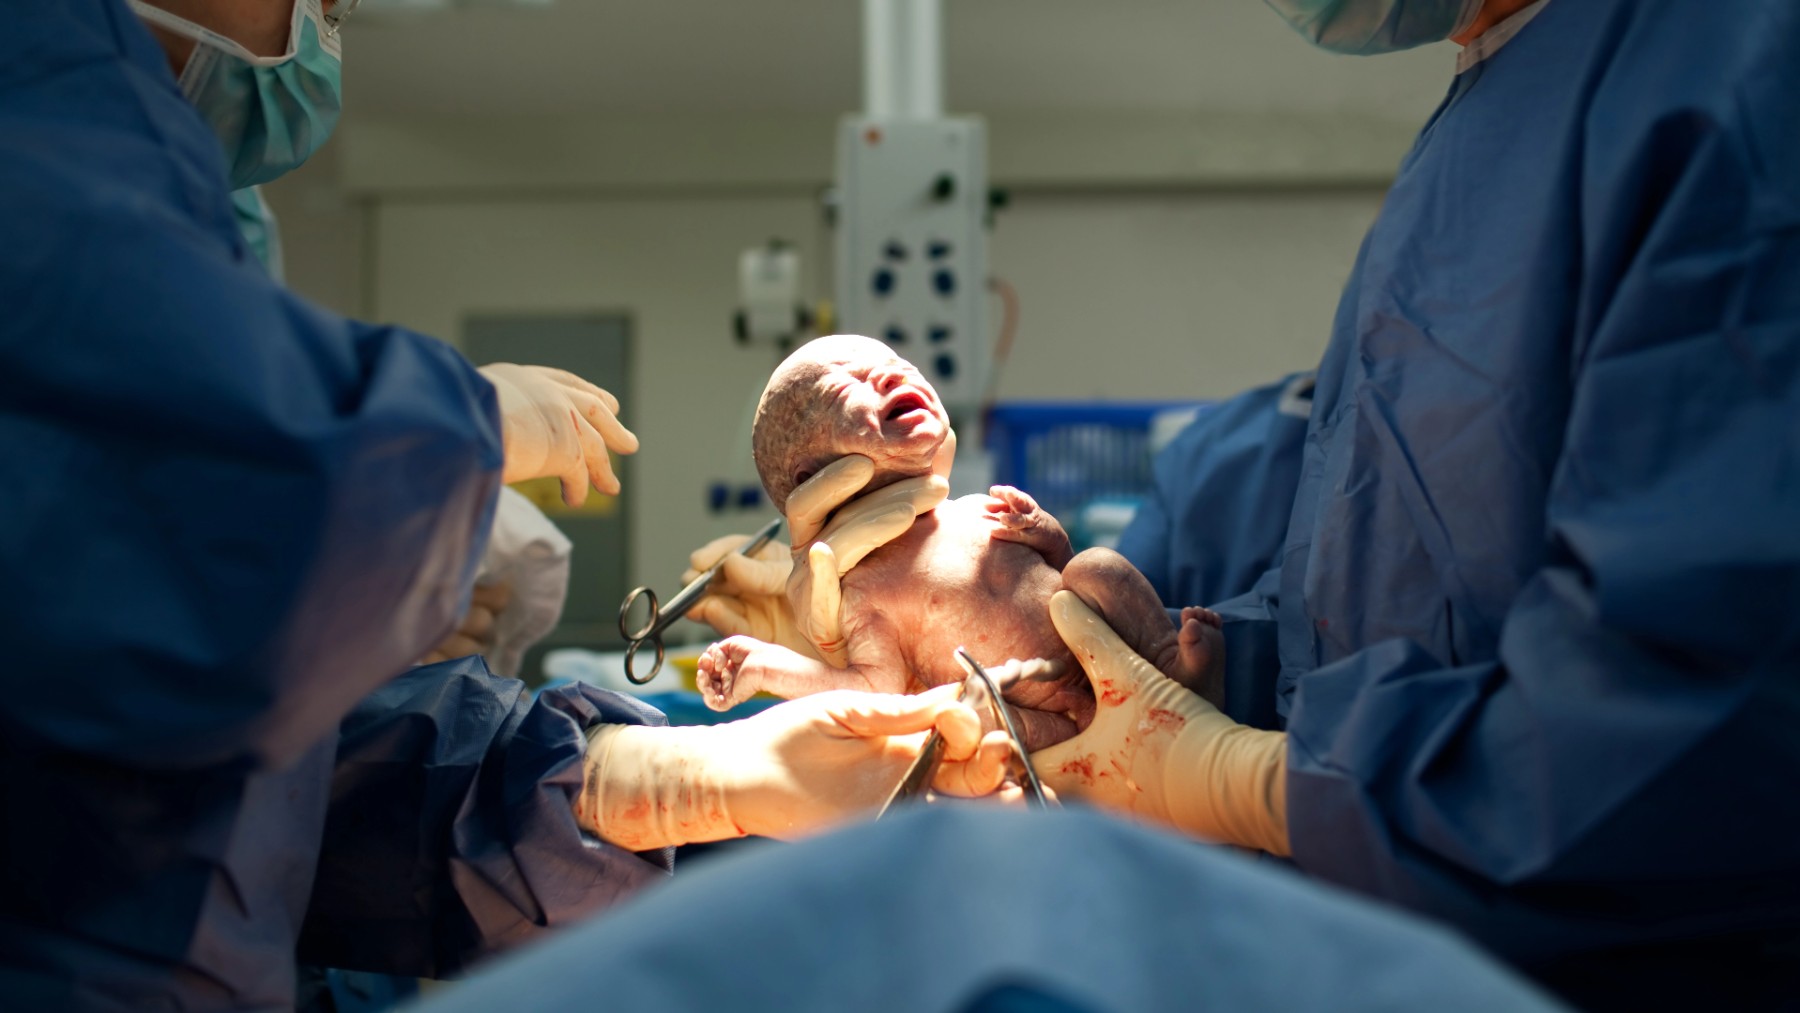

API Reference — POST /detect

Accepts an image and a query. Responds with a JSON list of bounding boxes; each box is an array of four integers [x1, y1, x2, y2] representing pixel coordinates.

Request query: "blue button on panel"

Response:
[[885, 325, 907, 345], [932, 269, 955, 297], [884, 240, 908, 261], [873, 267, 896, 296], [927, 240, 952, 260], [928, 325, 952, 343], [934, 353, 956, 380]]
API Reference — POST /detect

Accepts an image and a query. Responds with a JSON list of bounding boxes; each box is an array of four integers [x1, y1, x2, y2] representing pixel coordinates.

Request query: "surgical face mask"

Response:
[[1263, 0, 1483, 55], [130, 0, 344, 188]]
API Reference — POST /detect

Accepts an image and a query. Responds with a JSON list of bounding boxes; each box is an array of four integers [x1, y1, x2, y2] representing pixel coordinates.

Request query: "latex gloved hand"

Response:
[[576, 684, 1010, 850], [479, 362, 640, 506], [682, 454, 948, 663], [1033, 591, 1290, 855], [791, 456, 948, 667], [681, 531, 813, 658]]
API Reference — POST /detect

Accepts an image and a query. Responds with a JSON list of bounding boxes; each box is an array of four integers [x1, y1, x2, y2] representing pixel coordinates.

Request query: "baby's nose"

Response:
[[870, 366, 907, 394]]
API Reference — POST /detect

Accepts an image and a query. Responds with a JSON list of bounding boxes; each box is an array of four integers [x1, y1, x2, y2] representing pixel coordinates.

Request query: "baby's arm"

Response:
[[696, 633, 914, 711], [985, 485, 1074, 569]]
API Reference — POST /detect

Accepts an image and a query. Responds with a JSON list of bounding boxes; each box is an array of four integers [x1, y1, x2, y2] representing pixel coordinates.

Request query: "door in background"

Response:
[[463, 313, 633, 682]]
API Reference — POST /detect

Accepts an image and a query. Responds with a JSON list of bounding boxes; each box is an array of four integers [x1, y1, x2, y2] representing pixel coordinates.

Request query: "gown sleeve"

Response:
[[297, 658, 674, 978], [1117, 373, 1313, 611], [0, 32, 503, 771]]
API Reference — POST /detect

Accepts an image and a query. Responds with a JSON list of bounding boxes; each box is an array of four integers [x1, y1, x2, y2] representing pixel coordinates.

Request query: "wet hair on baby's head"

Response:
[[752, 358, 836, 515]]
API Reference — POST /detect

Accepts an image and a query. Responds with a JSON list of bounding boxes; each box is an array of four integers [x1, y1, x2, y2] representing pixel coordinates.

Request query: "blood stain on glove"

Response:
[[1144, 708, 1185, 733], [1060, 755, 1097, 785]]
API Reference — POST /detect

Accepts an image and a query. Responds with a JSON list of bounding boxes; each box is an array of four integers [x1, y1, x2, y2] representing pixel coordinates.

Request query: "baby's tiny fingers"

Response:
[[988, 485, 1038, 512]]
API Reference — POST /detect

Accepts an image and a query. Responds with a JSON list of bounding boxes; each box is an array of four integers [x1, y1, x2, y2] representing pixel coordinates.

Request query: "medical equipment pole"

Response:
[[840, 0, 992, 492], [864, 0, 942, 121]]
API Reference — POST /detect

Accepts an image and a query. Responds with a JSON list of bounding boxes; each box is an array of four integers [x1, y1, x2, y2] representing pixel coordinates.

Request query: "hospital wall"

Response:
[[265, 113, 1396, 638]]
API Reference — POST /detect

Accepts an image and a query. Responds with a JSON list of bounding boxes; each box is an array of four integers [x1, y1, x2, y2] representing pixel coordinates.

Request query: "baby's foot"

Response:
[[1170, 607, 1225, 707], [696, 636, 763, 711], [985, 485, 1074, 568]]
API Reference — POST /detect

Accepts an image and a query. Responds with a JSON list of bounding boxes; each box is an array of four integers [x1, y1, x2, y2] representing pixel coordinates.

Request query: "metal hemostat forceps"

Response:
[[878, 647, 1053, 816], [617, 516, 783, 685]]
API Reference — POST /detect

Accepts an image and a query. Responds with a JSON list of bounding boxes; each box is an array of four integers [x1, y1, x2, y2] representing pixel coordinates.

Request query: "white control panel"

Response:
[[736, 242, 804, 346], [834, 116, 989, 421]]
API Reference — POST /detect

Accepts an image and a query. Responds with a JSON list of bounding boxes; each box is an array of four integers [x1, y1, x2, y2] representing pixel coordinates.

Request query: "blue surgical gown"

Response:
[[1118, 372, 1313, 613], [1227, 0, 1800, 992], [1118, 373, 1312, 728], [0, 2, 670, 1008]]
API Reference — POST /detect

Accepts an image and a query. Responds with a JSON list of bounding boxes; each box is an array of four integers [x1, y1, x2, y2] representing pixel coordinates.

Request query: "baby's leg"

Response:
[[1060, 548, 1224, 708], [695, 636, 908, 711]]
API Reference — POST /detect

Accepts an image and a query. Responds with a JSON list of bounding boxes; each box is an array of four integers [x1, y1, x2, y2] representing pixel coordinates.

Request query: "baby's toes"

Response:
[[1177, 615, 1221, 656], [1174, 616, 1226, 707], [1181, 605, 1224, 630]]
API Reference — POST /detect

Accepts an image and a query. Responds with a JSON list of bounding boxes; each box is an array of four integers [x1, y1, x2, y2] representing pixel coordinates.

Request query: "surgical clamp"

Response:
[[617, 516, 783, 685], [878, 647, 1052, 816]]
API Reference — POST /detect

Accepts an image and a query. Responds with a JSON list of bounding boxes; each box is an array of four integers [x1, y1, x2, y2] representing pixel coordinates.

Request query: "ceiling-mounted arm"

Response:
[[863, 0, 942, 121]]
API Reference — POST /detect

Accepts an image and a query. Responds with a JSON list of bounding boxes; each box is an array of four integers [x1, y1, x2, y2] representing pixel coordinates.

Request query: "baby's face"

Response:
[[794, 337, 949, 488]]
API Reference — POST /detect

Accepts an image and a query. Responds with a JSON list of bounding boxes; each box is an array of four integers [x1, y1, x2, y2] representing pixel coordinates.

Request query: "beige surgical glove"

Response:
[[681, 531, 816, 659], [794, 464, 948, 666], [1033, 591, 1291, 855], [479, 362, 640, 506], [576, 684, 1007, 850], [682, 454, 948, 664]]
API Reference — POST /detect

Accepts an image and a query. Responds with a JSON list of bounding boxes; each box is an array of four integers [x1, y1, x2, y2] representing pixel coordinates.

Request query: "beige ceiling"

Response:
[[346, 0, 1461, 122]]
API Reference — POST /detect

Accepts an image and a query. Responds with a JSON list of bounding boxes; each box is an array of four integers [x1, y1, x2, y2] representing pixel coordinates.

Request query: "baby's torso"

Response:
[[834, 495, 1069, 690]]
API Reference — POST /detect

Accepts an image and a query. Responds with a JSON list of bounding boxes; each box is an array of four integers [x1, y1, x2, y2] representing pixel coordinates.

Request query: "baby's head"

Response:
[[753, 335, 952, 514]]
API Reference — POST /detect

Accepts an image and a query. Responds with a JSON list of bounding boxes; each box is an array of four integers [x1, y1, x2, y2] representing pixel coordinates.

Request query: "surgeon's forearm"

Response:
[[577, 725, 747, 851]]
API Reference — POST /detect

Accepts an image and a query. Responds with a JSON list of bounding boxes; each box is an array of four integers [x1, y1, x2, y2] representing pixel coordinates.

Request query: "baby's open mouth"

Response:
[[884, 391, 930, 422]]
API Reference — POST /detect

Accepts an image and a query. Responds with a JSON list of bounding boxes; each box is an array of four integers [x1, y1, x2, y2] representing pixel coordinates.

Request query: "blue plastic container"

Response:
[[984, 401, 1207, 548]]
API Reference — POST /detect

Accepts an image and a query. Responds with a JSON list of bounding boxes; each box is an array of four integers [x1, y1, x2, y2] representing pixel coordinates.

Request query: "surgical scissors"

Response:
[[878, 647, 1052, 816], [617, 516, 783, 685]]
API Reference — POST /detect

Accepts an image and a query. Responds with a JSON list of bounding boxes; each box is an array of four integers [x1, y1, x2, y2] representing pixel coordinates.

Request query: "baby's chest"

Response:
[[839, 504, 1062, 679], [840, 505, 1006, 616]]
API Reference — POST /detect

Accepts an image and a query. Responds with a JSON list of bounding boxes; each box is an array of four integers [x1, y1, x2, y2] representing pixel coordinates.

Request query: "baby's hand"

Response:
[[984, 485, 1074, 569], [696, 636, 771, 711]]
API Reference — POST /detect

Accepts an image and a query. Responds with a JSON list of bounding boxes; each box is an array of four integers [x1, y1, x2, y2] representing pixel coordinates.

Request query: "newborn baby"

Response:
[[696, 335, 1221, 749]]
